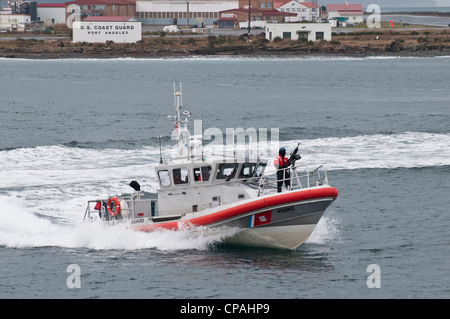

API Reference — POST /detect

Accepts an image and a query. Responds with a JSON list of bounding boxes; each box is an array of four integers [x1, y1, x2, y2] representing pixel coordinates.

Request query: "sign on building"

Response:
[[72, 20, 142, 43]]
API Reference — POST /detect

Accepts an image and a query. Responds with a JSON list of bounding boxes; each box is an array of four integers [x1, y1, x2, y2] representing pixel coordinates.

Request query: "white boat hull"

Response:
[[225, 224, 318, 250], [132, 186, 338, 250]]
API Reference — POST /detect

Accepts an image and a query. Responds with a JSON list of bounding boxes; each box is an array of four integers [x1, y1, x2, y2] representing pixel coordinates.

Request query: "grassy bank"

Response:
[[1, 28, 450, 59]]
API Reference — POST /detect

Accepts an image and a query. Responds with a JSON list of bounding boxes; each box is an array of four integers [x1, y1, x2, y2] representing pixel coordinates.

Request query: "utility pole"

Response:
[[247, 0, 251, 38], [316, 0, 319, 21], [186, 1, 189, 27]]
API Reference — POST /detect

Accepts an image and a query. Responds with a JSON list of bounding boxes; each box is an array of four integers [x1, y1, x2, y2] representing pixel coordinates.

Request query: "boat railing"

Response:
[[83, 194, 157, 222], [257, 164, 329, 196]]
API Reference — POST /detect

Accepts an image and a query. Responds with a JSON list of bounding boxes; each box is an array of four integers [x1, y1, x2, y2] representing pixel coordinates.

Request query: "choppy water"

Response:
[[1, 56, 450, 300]]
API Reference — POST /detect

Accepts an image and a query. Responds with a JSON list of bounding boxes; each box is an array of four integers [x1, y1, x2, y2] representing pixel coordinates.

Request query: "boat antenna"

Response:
[[159, 135, 163, 164]]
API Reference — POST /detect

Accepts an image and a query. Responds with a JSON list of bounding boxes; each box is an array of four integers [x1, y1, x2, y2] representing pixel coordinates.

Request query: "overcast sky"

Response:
[[320, 0, 450, 7]]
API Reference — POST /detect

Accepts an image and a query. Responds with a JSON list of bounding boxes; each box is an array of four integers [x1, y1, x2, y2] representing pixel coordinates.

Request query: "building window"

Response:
[[112, 5, 116, 10], [297, 31, 308, 40], [282, 32, 291, 39], [267, 2, 272, 8], [316, 31, 324, 40], [261, 3, 265, 8]]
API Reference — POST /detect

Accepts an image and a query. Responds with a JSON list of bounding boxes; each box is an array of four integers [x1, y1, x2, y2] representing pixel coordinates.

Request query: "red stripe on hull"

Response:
[[133, 187, 338, 232]]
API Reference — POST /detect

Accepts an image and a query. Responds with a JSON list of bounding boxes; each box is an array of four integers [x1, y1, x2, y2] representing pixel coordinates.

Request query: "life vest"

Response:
[[274, 155, 289, 169]]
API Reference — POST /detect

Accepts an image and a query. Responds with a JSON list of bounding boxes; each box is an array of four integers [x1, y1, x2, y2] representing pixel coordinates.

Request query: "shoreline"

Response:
[[1, 28, 450, 60], [382, 11, 450, 17]]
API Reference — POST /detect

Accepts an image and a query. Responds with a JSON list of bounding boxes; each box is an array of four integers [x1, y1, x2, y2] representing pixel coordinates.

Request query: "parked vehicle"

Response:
[[163, 25, 180, 33]]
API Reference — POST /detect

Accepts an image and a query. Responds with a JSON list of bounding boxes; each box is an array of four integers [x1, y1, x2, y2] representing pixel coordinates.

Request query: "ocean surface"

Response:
[[1, 56, 450, 300]]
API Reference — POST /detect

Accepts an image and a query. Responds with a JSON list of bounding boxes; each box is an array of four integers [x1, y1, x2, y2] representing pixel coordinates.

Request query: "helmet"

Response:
[[279, 147, 286, 156]]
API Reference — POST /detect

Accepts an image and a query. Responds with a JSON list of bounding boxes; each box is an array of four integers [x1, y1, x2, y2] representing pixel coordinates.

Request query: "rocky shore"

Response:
[[1, 29, 450, 59]]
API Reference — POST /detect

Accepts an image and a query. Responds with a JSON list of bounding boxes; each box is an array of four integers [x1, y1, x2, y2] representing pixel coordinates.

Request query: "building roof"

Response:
[[37, 3, 66, 8], [274, 1, 319, 9], [220, 8, 296, 16], [326, 4, 363, 12], [66, 0, 135, 6], [300, 1, 319, 8], [0, 13, 31, 16], [83, 16, 136, 22], [273, 0, 290, 8]]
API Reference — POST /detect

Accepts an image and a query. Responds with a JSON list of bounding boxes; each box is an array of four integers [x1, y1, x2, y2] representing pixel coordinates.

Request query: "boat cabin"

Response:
[[155, 157, 268, 216], [156, 159, 267, 188]]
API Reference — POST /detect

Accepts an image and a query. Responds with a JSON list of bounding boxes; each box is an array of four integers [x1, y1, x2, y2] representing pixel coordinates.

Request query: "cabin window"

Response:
[[255, 163, 267, 177], [193, 165, 212, 182], [216, 163, 239, 180], [239, 163, 256, 178], [158, 170, 171, 187], [173, 167, 189, 185], [239, 162, 267, 179]]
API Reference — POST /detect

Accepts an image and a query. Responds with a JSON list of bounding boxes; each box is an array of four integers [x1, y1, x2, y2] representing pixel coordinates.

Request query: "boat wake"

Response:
[[1, 131, 444, 251]]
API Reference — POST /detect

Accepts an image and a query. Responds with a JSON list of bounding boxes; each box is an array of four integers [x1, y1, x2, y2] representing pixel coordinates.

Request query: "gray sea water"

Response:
[[1, 56, 450, 302]]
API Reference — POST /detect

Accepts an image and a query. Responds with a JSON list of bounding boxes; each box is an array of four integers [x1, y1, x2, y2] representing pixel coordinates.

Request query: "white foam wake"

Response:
[[0, 132, 447, 250], [0, 195, 237, 250], [281, 131, 450, 171]]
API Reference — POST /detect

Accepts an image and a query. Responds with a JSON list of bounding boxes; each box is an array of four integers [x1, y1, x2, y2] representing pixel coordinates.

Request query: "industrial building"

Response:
[[66, 0, 137, 19], [135, 0, 237, 26], [218, 7, 294, 29], [326, 3, 363, 24], [265, 21, 331, 42], [0, 13, 31, 31], [37, 3, 66, 25], [276, 0, 320, 22]]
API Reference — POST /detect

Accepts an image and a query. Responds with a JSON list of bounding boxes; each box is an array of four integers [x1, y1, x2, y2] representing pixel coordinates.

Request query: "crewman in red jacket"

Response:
[[274, 147, 291, 193]]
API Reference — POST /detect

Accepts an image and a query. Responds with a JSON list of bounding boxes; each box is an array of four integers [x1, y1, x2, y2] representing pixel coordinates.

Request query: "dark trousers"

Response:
[[277, 169, 290, 193]]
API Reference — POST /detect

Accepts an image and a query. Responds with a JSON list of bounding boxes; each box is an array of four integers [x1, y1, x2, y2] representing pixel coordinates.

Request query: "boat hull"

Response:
[[132, 186, 338, 250], [224, 224, 318, 250]]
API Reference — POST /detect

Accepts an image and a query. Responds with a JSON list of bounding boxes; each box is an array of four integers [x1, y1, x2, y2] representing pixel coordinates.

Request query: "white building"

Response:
[[265, 22, 331, 42], [136, 0, 238, 25], [276, 1, 319, 22], [37, 3, 66, 26], [326, 3, 363, 24], [72, 16, 142, 43], [0, 13, 31, 31]]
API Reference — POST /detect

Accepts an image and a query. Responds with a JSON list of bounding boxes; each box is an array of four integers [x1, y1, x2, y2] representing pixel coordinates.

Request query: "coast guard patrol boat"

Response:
[[83, 85, 338, 250]]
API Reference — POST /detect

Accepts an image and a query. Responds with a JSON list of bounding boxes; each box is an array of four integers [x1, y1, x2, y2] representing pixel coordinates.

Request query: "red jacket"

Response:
[[274, 155, 289, 169]]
